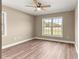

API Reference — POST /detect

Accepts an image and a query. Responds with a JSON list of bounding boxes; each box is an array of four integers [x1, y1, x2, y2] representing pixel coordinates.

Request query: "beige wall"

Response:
[[35, 11, 75, 41], [75, 5, 78, 52], [2, 6, 35, 46]]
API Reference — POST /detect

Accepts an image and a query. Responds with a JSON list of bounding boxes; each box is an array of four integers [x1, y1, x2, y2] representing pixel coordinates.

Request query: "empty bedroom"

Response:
[[2, 0, 78, 59]]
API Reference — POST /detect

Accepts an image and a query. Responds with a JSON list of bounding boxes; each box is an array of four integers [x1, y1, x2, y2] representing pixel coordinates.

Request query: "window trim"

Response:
[[42, 16, 64, 38], [2, 11, 7, 36]]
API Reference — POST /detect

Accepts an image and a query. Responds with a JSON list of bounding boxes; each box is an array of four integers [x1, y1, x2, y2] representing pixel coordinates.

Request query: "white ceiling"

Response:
[[2, 0, 77, 16]]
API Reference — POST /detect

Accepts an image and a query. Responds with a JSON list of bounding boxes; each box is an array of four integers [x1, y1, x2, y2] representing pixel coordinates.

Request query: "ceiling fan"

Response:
[[26, 0, 51, 11]]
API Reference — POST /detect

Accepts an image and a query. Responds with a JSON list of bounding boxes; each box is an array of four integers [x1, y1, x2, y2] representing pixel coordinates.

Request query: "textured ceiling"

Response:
[[2, 0, 77, 16]]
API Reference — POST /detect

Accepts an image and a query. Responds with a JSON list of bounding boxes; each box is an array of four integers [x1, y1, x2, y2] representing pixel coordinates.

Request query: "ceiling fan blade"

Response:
[[32, 0, 38, 6], [41, 8, 46, 11], [41, 5, 51, 7], [26, 5, 36, 7]]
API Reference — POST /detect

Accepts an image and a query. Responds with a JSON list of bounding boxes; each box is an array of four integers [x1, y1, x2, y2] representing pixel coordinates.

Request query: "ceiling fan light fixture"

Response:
[[37, 7, 41, 11]]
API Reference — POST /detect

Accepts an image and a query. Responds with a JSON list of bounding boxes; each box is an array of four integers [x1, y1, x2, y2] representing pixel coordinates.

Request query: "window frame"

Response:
[[42, 16, 64, 38], [2, 11, 7, 36]]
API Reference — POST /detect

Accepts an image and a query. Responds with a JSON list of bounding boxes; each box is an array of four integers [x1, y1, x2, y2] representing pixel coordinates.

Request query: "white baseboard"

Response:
[[34, 37, 75, 44], [2, 38, 34, 49], [75, 44, 78, 54], [2, 37, 75, 49]]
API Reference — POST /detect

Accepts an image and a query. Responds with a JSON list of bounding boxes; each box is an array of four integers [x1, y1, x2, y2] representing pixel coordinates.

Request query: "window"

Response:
[[42, 17, 63, 37], [2, 12, 7, 36]]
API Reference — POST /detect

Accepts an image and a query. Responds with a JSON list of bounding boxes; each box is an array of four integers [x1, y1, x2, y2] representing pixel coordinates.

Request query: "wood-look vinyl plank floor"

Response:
[[2, 39, 77, 59]]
